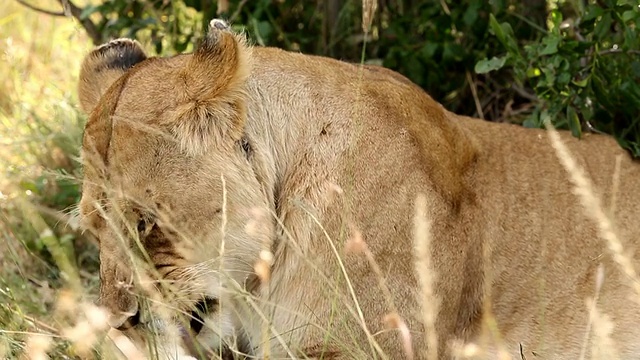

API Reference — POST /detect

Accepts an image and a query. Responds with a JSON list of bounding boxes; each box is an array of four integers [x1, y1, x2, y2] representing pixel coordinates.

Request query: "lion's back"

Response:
[[460, 116, 640, 358]]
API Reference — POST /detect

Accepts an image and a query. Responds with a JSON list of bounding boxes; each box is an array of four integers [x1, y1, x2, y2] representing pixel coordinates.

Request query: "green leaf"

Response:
[[594, 12, 613, 40], [539, 36, 560, 55], [557, 72, 571, 85], [463, 1, 481, 26], [420, 43, 439, 58], [572, 78, 589, 87], [488, 14, 520, 57], [475, 56, 508, 74], [523, 110, 541, 128], [488, 14, 506, 46], [541, 66, 556, 87], [19, 180, 39, 195], [443, 43, 464, 62], [567, 106, 582, 138], [79, 5, 100, 20], [489, 0, 507, 13], [256, 21, 273, 40], [540, 110, 552, 127], [582, 5, 604, 22], [632, 61, 640, 77], [622, 10, 637, 23], [548, 10, 564, 33]]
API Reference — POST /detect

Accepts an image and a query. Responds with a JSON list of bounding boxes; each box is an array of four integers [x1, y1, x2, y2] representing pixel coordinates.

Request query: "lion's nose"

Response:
[[107, 304, 140, 330], [99, 277, 140, 330]]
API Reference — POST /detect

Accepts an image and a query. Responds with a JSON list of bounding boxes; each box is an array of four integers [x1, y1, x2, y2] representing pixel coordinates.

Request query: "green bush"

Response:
[[21, 0, 640, 154], [75, 0, 541, 116], [477, 1, 640, 155]]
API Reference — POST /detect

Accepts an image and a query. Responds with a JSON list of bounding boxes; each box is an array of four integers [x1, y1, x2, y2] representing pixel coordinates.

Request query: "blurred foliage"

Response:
[[0, 0, 99, 287], [16, 0, 640, 155], [477, 0, 640, 155], [34, 0, 639, 155], [0, 3, 100, 357]]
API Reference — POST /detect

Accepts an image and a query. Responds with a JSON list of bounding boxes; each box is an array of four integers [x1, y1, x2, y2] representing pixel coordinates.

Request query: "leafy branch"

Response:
[[15, 0, 65, 16], [15, 0, 102, 44]]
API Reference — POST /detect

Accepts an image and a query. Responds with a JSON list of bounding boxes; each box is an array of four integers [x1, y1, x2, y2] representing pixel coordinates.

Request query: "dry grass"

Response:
[[544, 120, 627, 360], [0, 1, 96, 358], [413, 194, 438, 360], [545, 120, 640, 302]]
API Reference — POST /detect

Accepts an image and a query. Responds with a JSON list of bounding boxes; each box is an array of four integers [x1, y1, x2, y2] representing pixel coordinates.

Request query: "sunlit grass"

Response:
[[0, 1, 88, 173], [0, 2, 95, 359]]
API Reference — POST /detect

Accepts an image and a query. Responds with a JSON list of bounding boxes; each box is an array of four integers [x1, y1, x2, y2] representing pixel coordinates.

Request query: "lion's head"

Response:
[[78, 20, 271, 355]]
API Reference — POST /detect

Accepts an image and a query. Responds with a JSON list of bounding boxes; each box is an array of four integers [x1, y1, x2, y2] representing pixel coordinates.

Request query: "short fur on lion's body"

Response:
[[78, 21, 640, 359]]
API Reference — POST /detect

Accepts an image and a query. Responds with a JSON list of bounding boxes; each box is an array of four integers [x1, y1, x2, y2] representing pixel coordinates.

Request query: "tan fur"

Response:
[[78, 20, 640, 360]]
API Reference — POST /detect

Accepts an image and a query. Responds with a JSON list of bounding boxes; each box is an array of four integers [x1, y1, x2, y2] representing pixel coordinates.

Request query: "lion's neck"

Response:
[[243, 71, 356, 261], [244, 85, 314, 182]]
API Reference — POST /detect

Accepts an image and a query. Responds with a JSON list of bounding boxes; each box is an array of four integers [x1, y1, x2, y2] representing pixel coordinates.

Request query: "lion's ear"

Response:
[[167, 19, 253, 153], [78, 39, 147, 113]]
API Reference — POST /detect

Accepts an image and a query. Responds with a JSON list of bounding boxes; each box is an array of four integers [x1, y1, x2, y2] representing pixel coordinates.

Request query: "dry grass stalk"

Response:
[[608, 154, 622, 216], [449, 340, 481, 359], [586, 297, 620, 360], [384, 312, 414, 360], [544, 120, 640, 303], [413, 193, 439, 360], [254, 250, 273, 283], [24, 334, 52, 360], [344, 223, 366, 255], [246, 207, 274, 284], [219, 174, 228, 271], [61, 303, 109, 357], [579, 264, 605, 360], [344, 221, 413, 359], [362, 0, 378, 34], [107, 328, 146, 360], [303, 208, 386, 357], [217, 0, 229, 15]]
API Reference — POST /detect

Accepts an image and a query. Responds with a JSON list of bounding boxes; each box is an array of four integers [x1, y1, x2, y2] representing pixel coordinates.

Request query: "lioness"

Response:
[[77, 19, 640, 360]]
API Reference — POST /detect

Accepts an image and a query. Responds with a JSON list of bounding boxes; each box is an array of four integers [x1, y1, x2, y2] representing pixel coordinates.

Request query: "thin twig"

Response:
[[584, 120, 606, 135], [598, 48, 640, 56], [507, 10, 548, 34], [229, 0, 248, 23], [511, 83, 538, 102], [14, 0, 65, 16], [466, 71, 484, 120], [57, 0, 102, 45], [438, 0, 450, 15], [216, 0, 229, 15], [17, 0, 103, 45], [22, 315, 60, 334], [519, 343, 527, 360]]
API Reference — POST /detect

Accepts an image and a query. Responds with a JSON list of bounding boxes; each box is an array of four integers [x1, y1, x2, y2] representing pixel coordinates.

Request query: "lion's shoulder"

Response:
[[250, 46, 481, 208]]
